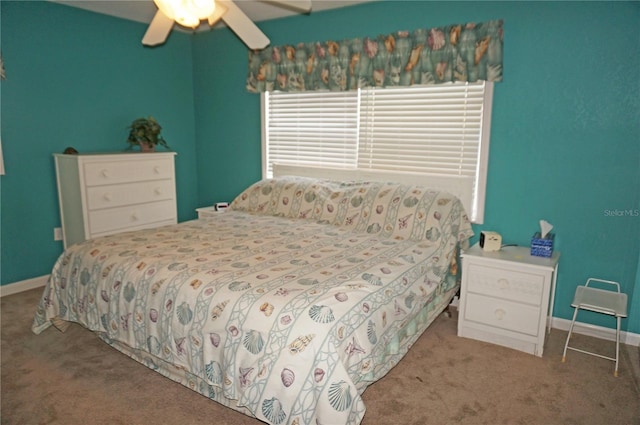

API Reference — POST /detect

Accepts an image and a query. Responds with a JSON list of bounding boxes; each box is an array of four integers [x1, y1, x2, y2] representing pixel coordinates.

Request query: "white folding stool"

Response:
[[561, 278, 628, 377]]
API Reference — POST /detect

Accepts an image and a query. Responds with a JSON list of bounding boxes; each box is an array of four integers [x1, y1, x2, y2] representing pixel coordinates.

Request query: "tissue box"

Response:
[[531, 232, 554, 258]]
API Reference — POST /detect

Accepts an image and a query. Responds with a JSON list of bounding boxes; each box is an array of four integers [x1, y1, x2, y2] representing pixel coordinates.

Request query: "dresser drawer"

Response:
[[464, 292, 542, 336], [466, 263, 544, 306], [87, 199, 176, 234], [86, 180, 175, 210], [83, 158, 174, 186]]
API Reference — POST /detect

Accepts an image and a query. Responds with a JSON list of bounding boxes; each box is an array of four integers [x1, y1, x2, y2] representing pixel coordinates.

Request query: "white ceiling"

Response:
[[50, 1, 373, 30]]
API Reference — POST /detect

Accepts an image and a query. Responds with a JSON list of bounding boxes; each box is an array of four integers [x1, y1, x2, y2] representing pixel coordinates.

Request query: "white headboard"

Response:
[[272, 164, 474, 218]]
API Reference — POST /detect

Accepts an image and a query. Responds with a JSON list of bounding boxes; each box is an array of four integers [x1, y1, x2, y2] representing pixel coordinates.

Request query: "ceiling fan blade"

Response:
[[218, 0, 270, 50], [266, 0, 312, 13], [142, 10, 175, 46], [207, 2, 228, 26]]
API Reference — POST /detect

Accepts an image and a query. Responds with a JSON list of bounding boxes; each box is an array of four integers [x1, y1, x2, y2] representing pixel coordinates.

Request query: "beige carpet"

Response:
[[2, 287, 639, 425]]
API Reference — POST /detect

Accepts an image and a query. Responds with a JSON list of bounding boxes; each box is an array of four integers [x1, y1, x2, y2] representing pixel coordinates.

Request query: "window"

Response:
[[262, 82, 493, 223], [262, 90, 359, 177]]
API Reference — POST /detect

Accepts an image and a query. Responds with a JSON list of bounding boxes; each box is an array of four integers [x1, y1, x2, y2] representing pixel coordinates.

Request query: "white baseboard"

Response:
[[2, 276, 638, 347], [551, 316, 640, 347], [0, 275, 48, 297]]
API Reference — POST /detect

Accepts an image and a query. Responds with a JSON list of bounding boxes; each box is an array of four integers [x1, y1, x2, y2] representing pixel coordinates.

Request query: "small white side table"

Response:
[[457, 244, 560, 357], [196, 206, 224, 218]]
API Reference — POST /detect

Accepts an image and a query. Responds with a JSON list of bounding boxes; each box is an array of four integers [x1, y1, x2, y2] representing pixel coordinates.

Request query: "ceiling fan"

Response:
[[142, 0, 312, 48]]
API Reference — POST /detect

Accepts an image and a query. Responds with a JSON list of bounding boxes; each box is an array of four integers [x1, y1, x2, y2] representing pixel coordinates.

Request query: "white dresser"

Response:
[[54, 152, 177, 248], [457, 244, 560, 357]]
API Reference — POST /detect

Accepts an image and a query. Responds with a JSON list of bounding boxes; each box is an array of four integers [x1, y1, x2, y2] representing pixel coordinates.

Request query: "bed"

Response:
[[32, 166, 474, 425]]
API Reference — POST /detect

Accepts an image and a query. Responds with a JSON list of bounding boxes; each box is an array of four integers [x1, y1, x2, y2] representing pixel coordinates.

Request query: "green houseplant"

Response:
[[126, 116, 169, 152]]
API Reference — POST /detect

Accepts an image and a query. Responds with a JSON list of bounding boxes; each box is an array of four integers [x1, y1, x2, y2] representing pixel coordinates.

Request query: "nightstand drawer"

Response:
[[86, 180, 175, 210], [464, 292, 541, 336], [466, 264, 544, 306], [88, 199, 176, 234], [83, 158, 173, 186]]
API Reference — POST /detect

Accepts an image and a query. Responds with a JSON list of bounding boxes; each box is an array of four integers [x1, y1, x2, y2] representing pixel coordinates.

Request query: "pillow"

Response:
[[230, 176, 473, 244]]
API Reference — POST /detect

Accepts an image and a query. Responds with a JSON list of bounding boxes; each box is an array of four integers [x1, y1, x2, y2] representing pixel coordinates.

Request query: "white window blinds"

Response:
[[263, 90, 359, 177], [262, 82, 493, 223], [359, 83, 484, 174]]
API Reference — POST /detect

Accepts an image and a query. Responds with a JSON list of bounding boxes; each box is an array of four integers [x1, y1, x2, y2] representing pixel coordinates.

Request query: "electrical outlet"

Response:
[[54, 227, 63, 241]]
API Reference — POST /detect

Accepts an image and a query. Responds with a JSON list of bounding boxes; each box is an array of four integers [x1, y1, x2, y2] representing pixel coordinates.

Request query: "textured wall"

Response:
[[1, 1, 638, 334], [0, 1, 198, 284], [191, 1, 640, 332]]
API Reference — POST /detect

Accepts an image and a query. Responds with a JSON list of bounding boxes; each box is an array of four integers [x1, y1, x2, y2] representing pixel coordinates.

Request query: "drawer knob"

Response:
[[153, 166, 161, 174], [498, 278, 510, 289], [494, 308, 506, 320], [131, 212, 139, 221], [101, 169, 110, 178], [154, 188, 162, 195], [103, 193, 112, 202]]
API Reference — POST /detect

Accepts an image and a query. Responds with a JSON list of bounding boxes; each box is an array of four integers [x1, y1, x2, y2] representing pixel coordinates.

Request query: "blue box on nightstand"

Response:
[[531, 232, 554, 257]]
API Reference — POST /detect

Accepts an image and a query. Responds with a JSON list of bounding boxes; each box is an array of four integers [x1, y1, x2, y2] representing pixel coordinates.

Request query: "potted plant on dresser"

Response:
[[127, 116, 169, 152]]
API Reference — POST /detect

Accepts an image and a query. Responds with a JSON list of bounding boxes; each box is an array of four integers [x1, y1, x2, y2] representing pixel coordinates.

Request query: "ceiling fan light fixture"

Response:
[[144, 0, 311, 48], [153, 0, 216, 28]]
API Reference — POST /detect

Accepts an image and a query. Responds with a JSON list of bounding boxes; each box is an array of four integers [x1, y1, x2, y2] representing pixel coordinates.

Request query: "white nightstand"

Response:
[[196, 206, 224, 218], [457, 244, 560, 357]]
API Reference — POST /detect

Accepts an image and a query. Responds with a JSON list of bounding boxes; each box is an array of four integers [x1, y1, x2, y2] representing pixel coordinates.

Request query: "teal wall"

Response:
[[191, 1, 640, 333], [633, 251, 640, 331], [192, 28, 262, 203], [1, 1, 638, 334], [0, 1, 198, 283]]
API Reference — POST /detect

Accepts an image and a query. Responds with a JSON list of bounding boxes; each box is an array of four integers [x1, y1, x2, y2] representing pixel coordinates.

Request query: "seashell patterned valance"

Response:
[[246, 19, 503, 93]]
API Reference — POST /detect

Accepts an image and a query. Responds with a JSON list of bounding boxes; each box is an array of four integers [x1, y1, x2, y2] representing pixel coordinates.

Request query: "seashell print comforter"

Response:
[[32, 177, 473, 425]]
